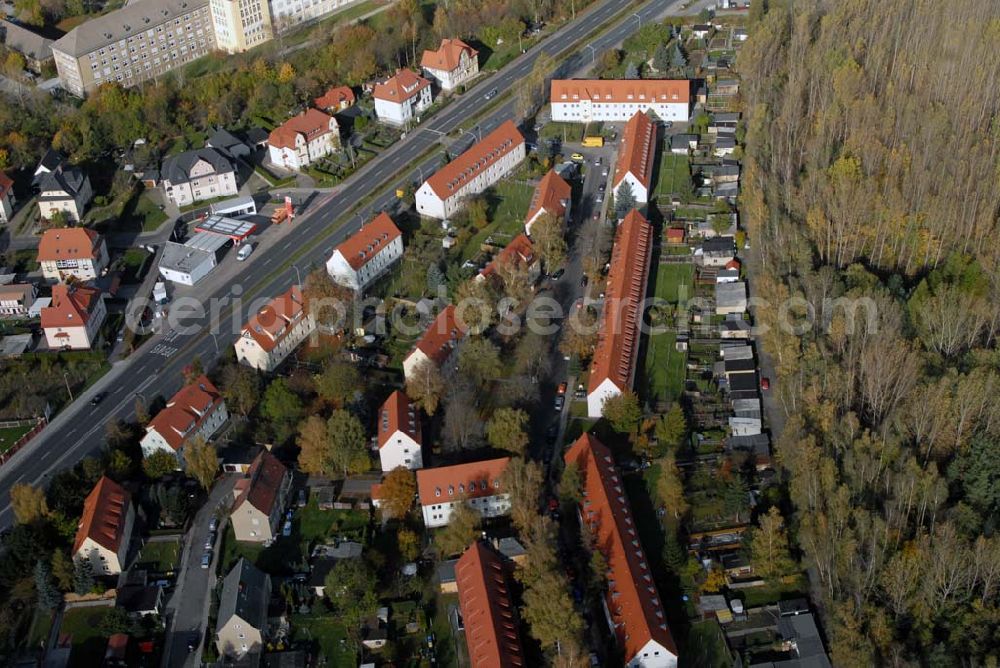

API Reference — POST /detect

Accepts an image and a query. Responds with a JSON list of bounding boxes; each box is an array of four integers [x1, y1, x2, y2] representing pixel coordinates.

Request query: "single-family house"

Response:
[[708, 112, 740, 135], [416, 458, 511, 528], [41, 284, 106, 349], [691, 24, 712, 39], [314, 85, 355, 112], [235, 284, 316, 372], [524, 169, 571, 236], [73, 476, 134, 576], [402, 304, 467, 379], [613, 111, 658, 206], [206, 128, 252, 160], [455, 541, 525, 667], [696, 236, 735, 267], [713, 136, 737, 157], [421, 38, 479, 91], [140, 375, 228, 462], [216, 558, 271, 659], [160, 148, 238, 207], [373, 68, 433, 126], [37, 227, 108, 282], [377, 390, 423, 471], [230, 450, 292, 543], [37, 164, 93, 223], [476, 233, 540, 286], [550, 79, 689, 124], [268, 109, 339, 171], [326, 212, 403, 293]]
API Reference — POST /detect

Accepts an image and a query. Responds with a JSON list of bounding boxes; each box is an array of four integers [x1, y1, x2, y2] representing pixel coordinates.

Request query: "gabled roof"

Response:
[[456, 541, 525, 668], [40, 284, 102, 329], [408, 304, 466, 367], [233, 450, 288, 516], [314, 85, 355, 110], [217, 558, 270, 632], [588, 210, 651, 395], [373, 68, 430, 103], [161, 148, 234, 185], [377, 390, 421, 450], [421, 38, 478, 72], [73, 476, 130, 555], [525, 169, 571, 226], [564, 434, 677, 663], [38, 166, 87, 198], [550, 79, 689, 106], [479, 234, 536, 280], [613, 111, 657, 190], [333, 212, 402, 270], [241, 284, 307, 353], [205, 128, 247, 155], [416, 458, 510, 506], [146, 375, 224, 451], [268, 109, 336, 150], [0, 20, 53, 61], [423, 120, 524, 200]]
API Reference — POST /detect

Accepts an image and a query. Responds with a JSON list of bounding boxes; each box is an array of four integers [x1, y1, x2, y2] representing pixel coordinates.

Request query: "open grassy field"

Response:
[[681, 620, 733, 668], [0, 424, 34, 454], [654, 153, 691, 198], [458, 181, 534, 263], [136, 538, 181, 572], [290, 613, 354, 666]]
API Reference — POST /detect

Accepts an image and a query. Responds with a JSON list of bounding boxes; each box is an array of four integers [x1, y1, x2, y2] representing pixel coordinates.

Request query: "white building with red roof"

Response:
[[550, 79, 689, 124], [73, 476, 134, 575], [587, 209, 652, 418], [416, 120, 525, 220], [564, 434, 678, 667], [402, 304, 467, 380], [140, 375, 229, 463], [416, 457, 510, 528], [421, 38, 479, 91], [41, 283, 106, 350], [476, 233, 540, 286], [377, 390, 423, 471], [326, 212, 403, 292], [0, 171, 14, 223], [614, 111, 658, 205], [267, 109, 339, 171], [314, 85, 355, 112], [373, 68, 432, 127], [230, 450, 291, 543], [455, 541, 525, 668], [235, 284, 316, 372], [524, 169, 571, 236], [37, 227, 108, 282]]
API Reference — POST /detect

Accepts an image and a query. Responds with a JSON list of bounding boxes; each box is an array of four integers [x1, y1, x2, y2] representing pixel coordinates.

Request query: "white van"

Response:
[[236, 243, 254, 261]]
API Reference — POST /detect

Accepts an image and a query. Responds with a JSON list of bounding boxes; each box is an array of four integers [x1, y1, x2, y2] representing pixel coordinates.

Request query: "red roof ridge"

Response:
[[373, 68, 431, 103], [233, 450, 288, 515], [550, 79, 690, 105], [613, 111, 657, 190], [421, 38, 478, 72], [377, 390, 421, 449], [41, 283, 102, 329], [241, 284, 307, 353], [423, 120, 524, 199], [73, 476, 130, 555], [269, 109, 336, 150], [479, 233, 535, 279], [525, 169, 571, 227], [314, 85, 355, 110], [456, 541, 525, 668], [37, 227, 101, 262], [146, 375, 224, 451], [333, 212, 402, 270], [409, 304, 467, 367], [415, 458, 510, 505]]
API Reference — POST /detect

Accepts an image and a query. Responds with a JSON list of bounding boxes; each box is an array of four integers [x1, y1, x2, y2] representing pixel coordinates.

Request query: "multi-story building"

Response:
[[549, 79, 689, 124], [564, 434, 678, 668], [587, 209, 652, 418], [373, 68, 433, 126], [38, 227, 108, 282], [216, 558, 271, 658], [0, 284, 37, 318], [420, 38, 479, 91], [415, 120, 525, 220], [230, 450, 291, 543], [211, 0, 272, 53], [41, 284, 106, 350], [235, 284, 316, 371], [51, 0, 215, 97], [0, 171, 13, 223], [267, 108, 339, 171], [377, 390, 423, 471], [72, 476, 134, 576], [613, 111, 658, 205], [416, 458, 511, 528], [0, 19, 54, 73], [524, 168, 571, 236], [268, 0, 363, 30], [37, 165, 93, 223], [140, 375, 229, 463], [402, 304, 467, 380], [455, 541, 525, 668], [326, 212, 403, 293], [160, 148, 238, 207]]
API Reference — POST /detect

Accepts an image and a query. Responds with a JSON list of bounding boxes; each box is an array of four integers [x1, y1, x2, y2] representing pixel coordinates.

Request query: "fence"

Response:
[[0, 416, 48, 466]]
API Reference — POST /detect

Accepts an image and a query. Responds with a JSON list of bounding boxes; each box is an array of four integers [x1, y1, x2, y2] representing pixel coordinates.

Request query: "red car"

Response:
[[557, 382, 567, 395], [761, 377, 771, 391]]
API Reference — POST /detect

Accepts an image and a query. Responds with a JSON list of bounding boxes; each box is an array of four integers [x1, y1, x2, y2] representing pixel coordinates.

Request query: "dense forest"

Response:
[[741, 0, 1000, 664]]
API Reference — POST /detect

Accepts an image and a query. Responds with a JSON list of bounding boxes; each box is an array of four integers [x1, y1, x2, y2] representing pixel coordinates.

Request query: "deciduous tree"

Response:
[[380, 467, 416, 519], [435, 502, 480, 557], [326, 409, 369, 478], [315, 360, 361, 406], [142, 450, 178, 479], [602, 391, 641, 434], [10, 483, 48, 525], [296, 416, 330, 475], [457, 336, 502, 387], [501, 457, 543, 534], [183, 436, 218, 490], [405, 360, 446, 416], [747, 507, 796, 582], [486, 408, 530, 456], [529, 213, 566, 270]]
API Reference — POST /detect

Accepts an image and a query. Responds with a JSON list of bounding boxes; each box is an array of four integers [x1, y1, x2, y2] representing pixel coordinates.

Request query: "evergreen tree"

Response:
[[614, 180, 637, 220], [73, 558, 95, 595], [653, 42, 671, 72], [670, 42, 686, 69], [35, 561, 62, 610], [624, 62, 640, 79]]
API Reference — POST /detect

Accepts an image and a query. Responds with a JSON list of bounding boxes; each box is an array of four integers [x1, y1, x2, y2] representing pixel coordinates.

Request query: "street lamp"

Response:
[[63, 372, 74, 402], [584, 44, 597, 63], [632, 13, 642, 30], [293, 264, 302, 287]]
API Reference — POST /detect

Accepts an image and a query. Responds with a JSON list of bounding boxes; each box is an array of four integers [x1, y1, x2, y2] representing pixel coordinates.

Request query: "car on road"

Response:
[[761, 377, 771, 391], [236, 243, 254, 261], [485, 88, 498, 100], [551, 268, 565, 280], [557, 382, 567, 395], [570, 152, 585, 162], [595, 193, 603, 203], [554, 395, 565, 412], [90, 392, 108, 406], [282, 519, 293, 537], [601, 168, 609, 177], [204, 532, 215, 549], [297, 489, 307, 507], [200, 551, 211, 569], [594, 156, 602, 166], [208, 517, 218, 532], [574, 298, 583, 309]]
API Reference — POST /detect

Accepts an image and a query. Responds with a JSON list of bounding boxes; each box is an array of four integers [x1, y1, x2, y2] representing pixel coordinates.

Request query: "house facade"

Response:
[[377, 390, 423, 471], [216, 558, 271, 658], [37, 165, 93, 222], [402, 304, 467, 380], [41, 284, 106, 350], [415, 120, 526, 220], [160, 148, 238, 207], [326, 212, 403, 292], [37, 227, 108, 282], [267, 109, 339, 171], [550, 79, 689, 123], [0, 171, 14, 223], [416, 458, 511, 528], [524, 169, 572, 236], [613, 111, 658, 205], [73, 476, 134, 576], [373, 68, 433, 126], [235, 284, 316, 371], [140, 375, 229, 462], [230, 450, 291, 543], [314, 85, 355, 112], [211, 0, 273, 53], [0, 284, 37, 318], [420, 38, 479, 91]]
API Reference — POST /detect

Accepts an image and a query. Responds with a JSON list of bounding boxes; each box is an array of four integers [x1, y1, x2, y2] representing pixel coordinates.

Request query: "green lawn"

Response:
[[290, 613, 355, 666], [60, 605, 112, 666], [681, 620, 732, 668], [0, 424, 34, 454], [136, 538, 181, 572], [654, 264, 695, 305], [654, 153, 691, 198], [134, 192, 168, 231], [431, 593, 463, 667], [644, 331, 686, 404], [738, 576, 809, 608], [539, 122, 587, 143], [458, 181, 534, 263], [27, 608, 54, 648]]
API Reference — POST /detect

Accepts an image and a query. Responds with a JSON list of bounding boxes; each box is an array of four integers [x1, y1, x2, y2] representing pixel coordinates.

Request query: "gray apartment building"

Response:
[[51, 0, 216, 97]]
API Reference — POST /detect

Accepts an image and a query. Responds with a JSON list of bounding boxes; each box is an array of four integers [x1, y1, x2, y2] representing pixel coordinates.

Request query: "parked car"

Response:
[[282, 519, 293, 537], [90, 391, 108, 406], [204, 532, 215, 549], [594, 156, 602, 166], [237, 243, 254, 261], [485, 88, 498, 100], [297, 489, 307, 507], [551, 268, 565, 280], [208, 517, 218, 532], [570, 152, 585, 162], [554, 395, 565, 412], [200, 551, 211, 569], [557, 382, 567, 395], [581, 275, 589, 287], [595, 193, 604, 203], [761, 377, 771, 391]]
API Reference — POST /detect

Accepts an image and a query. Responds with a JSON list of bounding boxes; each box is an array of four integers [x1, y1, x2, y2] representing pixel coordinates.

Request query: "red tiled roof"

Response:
[[409, 304, 467, 367], [424, 121, 524, 200], [234, 450, 288, 516], [613, 111, 657, 190], [105, 633, 129, 660], [40, 284, 101, 329], [314, 85, 355, 110], [525, 169, 571, 227], [665, 227, 685, 243], [479, 233, 535, 280], [564, 434, 677, 663], [241, 284, 307, 353], [73, 476, 130, 555], [421, 38, 478, 72], [377, 390, 421, 450], [456, 541, 525, 668], [146, 375, 224, 451], [37, 227, 101, 262], [550, 79, 689, 106], [416, 458, 510, 506], [268, 109, 336, 150], [373, 68, 431, 103], [0, 171, 12, 197], [334, 212, 402, 270], [588, 209, 651, 395]]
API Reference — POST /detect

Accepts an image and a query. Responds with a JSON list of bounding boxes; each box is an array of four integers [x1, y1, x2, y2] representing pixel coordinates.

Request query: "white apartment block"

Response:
[[267, 108, 339, 171], [373, 68, 433, 126], [416, 458, 511, 528], [161, 148, 238, 207], [41, 284, 107, 350], [326, 212, 403, 292], [613, 111, 658, 205], [268, 0, 363, 30], [415, 120, 525, 220], [73, 476, 134, 576], [378, 391, 423, 471], [235, 284, 317, 372], [421, 38, 479, 91], [550, 80, 690, 124], [211, 0, 273, 53]]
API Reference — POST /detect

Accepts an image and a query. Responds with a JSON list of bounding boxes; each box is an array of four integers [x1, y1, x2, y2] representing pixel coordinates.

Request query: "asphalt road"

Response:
[[0, 0, 709, 529]]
